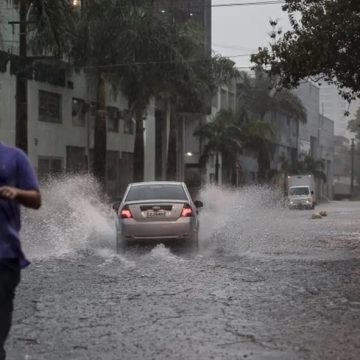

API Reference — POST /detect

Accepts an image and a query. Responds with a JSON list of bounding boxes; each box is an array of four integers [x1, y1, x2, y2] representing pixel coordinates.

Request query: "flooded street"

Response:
[[6, 179, 360, 360]]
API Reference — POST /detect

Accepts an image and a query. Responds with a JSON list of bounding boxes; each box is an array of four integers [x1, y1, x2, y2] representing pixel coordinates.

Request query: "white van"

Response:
[[287, 175, 316, 209]]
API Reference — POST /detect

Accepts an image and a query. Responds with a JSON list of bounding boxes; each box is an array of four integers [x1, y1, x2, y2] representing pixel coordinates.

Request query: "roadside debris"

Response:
[[311, 211, 328, 219]]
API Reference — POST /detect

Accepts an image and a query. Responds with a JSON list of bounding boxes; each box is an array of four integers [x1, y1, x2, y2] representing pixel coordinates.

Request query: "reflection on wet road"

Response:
[[7, 179, 360, 359]]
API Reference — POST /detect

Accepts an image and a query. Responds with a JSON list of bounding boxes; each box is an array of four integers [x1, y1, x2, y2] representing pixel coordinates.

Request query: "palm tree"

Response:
[[71, 1, 205, 183], [69, 0, 128, 186], [100, 3, 220, 182], [194, 110, 242, 184], [2, 0, 72, 153], [237, 69, 306, 123], [234, 109, 275, 182], [237, 69, 306, 181], [113, 8, 200, 182], [295, 155, 327, 182], [165, 54, 240, 180]]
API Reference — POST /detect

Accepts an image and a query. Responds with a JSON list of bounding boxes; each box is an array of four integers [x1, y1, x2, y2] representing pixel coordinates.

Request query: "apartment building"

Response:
[[293, 81, 334, 199], [0, 54, 137, 197]]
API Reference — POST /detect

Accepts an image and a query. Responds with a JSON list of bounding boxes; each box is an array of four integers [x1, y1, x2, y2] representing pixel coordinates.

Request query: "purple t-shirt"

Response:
[[0, 143, 39, 268]]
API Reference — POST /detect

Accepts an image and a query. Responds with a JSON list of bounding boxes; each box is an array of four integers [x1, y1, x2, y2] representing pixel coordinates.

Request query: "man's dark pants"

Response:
[[0, 260, 20, 360]]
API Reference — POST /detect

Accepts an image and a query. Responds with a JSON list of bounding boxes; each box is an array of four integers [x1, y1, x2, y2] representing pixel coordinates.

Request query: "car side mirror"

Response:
[[112, 202, 120, 212], [311, 191, 314, 195], [194, 200, 203, 208]]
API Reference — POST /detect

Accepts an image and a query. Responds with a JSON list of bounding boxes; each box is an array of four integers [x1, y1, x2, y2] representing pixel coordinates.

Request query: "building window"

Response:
[[39, 90, 61, 123], [107, 106, 119, 132], [38, 157, 63, 178], [72, 98, 86, 127], [123, 110, 134, 135], [66, 146, 88, 173]]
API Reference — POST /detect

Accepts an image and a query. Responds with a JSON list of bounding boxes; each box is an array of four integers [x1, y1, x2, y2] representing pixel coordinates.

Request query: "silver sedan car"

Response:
[[114, 181, 203, 253]]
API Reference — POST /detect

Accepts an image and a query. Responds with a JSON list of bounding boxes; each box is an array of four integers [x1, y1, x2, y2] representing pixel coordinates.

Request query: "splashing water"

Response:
[[22, 175, 115, 259], [21, 176, 320, 262], [197, 184, 296, 256]]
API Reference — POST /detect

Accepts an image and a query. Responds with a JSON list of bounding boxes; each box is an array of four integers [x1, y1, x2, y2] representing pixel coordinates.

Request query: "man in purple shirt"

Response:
[[0, 143, 41, 360]]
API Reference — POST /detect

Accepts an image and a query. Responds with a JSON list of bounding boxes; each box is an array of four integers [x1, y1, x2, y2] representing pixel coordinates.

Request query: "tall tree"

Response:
[[348, 107, 360, 141], [107, 5, 221, 182], [237, 70, 306, 181], [295, 155, 327, 182], [3, 0, 72, 153], [71, 1, 207, 184], [165, 53, 240, 180], [69, 0, 127, 186], [251, 1, 360, 102], [194, 110, 242, 184], [234, 109, 275, 182]]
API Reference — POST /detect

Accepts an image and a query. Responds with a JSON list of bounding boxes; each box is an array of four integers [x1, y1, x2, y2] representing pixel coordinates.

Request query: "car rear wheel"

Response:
[[184, 234, 199, 255], [116, 233, 127, 254]]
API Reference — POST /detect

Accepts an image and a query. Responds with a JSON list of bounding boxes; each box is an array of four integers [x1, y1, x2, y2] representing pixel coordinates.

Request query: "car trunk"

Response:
[[127, 202, 186, 222]]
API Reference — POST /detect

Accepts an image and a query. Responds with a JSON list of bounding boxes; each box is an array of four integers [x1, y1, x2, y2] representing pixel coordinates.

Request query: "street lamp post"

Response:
[[14, 0, 29, 152], [351, 138, 355, 199]]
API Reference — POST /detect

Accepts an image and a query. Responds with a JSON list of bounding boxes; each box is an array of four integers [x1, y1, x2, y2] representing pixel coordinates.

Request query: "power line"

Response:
[[213, 42, 257, 52], [212, 1, 284, 8], [81, 53, 253, 70], [0, 1, 286, 10]]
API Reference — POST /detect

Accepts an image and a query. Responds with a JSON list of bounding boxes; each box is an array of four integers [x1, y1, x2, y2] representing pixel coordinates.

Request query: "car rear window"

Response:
[[125, 184, 188, 201]]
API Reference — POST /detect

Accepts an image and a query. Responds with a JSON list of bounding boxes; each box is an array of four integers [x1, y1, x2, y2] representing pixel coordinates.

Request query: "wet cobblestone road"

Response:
[[6, 200, 360, 360]]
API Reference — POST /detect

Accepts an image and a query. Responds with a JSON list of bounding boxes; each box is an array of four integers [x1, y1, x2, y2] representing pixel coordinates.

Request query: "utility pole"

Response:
[[14, 0, 29, 153], [350, 138, 355, 199]]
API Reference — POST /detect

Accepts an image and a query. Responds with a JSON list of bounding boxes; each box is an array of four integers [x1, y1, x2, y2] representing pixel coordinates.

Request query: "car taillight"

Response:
[[181, 204, 193, 217], [120, 206, 133, 219]]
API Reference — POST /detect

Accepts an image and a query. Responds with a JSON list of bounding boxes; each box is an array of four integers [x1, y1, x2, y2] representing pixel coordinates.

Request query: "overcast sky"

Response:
[[212, 1, 290, 69]]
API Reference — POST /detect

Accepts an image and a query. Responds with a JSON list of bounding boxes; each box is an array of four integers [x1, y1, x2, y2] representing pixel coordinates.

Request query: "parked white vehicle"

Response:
[[287, 175, 316, 209]]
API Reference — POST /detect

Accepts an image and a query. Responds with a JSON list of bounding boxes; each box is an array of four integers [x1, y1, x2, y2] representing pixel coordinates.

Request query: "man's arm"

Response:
[[0, 186, 41, 209]]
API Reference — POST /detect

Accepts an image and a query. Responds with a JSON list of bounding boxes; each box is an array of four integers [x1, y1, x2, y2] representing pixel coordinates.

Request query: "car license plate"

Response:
[[145, 209, 168, 217]]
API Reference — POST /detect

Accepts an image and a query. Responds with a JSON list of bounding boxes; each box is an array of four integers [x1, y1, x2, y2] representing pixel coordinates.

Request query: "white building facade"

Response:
[[293, 81, 335, 199], [0, 0, 162, 197]]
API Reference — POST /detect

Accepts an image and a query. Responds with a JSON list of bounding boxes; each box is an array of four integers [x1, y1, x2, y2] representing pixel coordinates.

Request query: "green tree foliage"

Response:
[[237, 70, 306, 181], [238, 70, 306, 122], [282, 154, 326, 182], [196, 69, 306, 185], [194, 110, 242, 184], [348, 107, 360, 141], [195, 108, 274, 185], [165, 54, 240, 181], [7, 0, 72, 57], [71, 1, 238, 183], [251, 0, 360, 102], [235, 109, 274, 182], [1, 1, 241, 185]]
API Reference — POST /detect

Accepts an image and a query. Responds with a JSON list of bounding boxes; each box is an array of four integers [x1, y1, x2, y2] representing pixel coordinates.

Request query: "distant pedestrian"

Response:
[[0, 143, 41, 360]]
